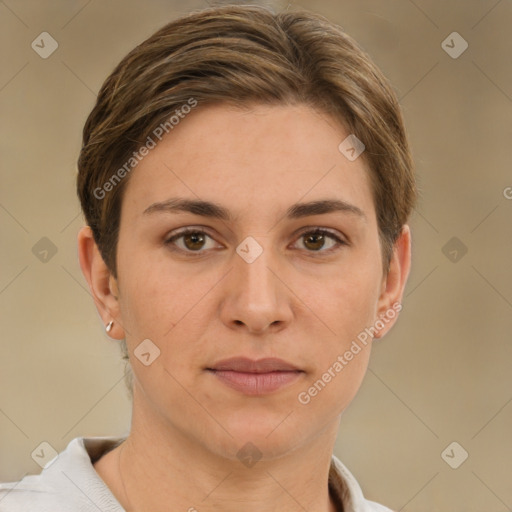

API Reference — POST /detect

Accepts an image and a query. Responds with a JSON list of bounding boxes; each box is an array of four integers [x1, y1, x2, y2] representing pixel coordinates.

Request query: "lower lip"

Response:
[[208, 370, 303, 395]]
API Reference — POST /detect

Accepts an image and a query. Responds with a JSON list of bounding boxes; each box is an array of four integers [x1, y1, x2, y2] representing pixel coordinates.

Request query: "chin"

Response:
[[218, 411, 309, 458]]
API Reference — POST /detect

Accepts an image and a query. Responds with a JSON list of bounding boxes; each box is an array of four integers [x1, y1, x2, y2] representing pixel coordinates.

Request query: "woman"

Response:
[[0, 4, 415, 511]]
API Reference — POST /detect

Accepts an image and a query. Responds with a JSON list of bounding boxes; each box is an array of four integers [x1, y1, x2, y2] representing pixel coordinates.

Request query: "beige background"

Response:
[[1, 0, 511, 510]]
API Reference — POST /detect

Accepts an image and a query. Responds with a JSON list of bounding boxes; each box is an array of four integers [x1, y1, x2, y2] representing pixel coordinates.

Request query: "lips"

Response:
[[208, 357, 301, 373], [206, 357, 304, 395]]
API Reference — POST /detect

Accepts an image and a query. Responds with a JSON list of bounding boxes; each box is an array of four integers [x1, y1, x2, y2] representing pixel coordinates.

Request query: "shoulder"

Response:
[[330, 454, 394, 512], [0, 437, 125, 512], [0, 474, 88, 512]]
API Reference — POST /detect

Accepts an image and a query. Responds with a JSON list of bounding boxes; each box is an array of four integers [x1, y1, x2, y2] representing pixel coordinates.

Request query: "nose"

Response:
[[219, 240, 293, 334]]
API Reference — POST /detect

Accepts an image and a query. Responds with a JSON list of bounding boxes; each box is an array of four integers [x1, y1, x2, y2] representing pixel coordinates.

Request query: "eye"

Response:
[[293, 228, 346, 253], [165, 227, 347, 256], [165, 228, 219, 253]]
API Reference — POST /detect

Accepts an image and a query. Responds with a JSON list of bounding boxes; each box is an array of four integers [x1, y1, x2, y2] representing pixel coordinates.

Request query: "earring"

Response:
[[106, 321, 114, 333]]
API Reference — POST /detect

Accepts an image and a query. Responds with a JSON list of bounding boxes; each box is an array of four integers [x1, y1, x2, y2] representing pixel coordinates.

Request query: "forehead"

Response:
[[121, 103, 376, 222]]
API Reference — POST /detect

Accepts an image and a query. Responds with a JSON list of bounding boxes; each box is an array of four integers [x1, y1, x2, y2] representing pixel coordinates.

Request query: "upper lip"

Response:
[[207, 357, 302, 373]]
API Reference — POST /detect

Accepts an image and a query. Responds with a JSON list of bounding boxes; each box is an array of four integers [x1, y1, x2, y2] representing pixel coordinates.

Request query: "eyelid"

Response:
[[165, 225, 216, 240], [292, 226, 348, 244]]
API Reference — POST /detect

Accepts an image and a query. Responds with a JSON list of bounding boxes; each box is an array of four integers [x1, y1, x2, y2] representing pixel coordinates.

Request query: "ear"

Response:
[[77, 226, 125, 339], [373, 225, 412, 339]]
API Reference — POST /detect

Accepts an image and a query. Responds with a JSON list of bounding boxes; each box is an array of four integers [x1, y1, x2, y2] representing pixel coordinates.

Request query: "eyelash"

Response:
[[164, 227, 347, 257]]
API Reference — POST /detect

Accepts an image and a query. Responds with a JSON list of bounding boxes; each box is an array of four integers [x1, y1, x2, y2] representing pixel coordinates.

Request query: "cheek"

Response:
[[116, 264, 160, 335], [296, 347, 371, 423], [298, 278, 377, 416], [116, 251, 220, 372], [315, 261, 382, 337], [300, 253, 381, 401], [115, 237, 183, 334]]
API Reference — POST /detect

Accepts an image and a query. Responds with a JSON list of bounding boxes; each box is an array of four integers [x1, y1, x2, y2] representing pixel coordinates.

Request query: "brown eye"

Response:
[[165, 229, 219, 253], [183, 232, 206, 250], [294, 229, 345, 253], [303, 232, 326, 251]]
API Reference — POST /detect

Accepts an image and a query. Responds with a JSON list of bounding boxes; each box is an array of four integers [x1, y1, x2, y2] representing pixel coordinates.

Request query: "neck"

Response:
[[97, 388, 341, 512]]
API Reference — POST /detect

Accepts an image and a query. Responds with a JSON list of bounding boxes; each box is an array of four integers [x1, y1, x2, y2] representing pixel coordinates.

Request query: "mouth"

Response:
[[206, 357, 305, 395]]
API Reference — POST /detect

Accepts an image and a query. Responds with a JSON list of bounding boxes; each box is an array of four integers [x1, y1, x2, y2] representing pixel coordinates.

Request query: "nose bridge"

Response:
[[221, 235, 291, 332], [235, 237, 278, 304]]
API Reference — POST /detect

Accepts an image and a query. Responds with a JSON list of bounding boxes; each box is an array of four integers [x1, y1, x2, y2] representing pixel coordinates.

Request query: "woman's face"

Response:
[[111, 103, 406, 460]]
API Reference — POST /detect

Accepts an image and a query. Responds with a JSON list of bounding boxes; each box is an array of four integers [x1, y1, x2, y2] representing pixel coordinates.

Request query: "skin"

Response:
[[78, 103, 411, 512]]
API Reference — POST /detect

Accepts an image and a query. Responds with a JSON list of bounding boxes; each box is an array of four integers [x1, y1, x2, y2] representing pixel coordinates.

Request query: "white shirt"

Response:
[[0, 437, 392, 511]]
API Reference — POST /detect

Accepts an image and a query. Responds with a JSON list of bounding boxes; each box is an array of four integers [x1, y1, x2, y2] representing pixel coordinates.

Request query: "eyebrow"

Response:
[[143, 197, 366, 222]]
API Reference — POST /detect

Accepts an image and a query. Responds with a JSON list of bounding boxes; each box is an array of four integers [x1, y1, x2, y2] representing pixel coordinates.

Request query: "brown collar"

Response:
[[328, 458, 349, 511]]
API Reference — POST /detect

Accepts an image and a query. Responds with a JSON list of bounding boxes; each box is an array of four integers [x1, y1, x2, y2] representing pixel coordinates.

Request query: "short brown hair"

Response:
[[77, 4, 416, 395], [77, 3, 416, 276]]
